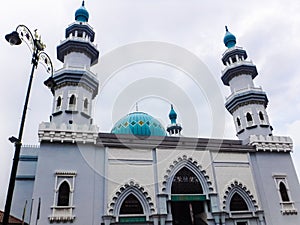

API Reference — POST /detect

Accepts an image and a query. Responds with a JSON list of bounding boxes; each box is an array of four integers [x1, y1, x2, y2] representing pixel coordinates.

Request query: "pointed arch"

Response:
[[258, 111, 264, 121], [246, 113, 253, 122], [236, 117, 241, 127], [230, 192, 248, 211], [108, 181, 155, 217], [171, 167, 203, 194], [57, 181, 70, 206], [223, 180, 258, 212], [56, 96, 62, 108], [83, 98, 89, 110], [120, 194, 144, 215], [69, 94, 76, 105], [279, 181, 290, 202], [162, 155, 213, 196]]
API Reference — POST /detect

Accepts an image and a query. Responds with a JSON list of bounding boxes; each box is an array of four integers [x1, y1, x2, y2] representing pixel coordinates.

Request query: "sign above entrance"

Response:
[[171, 194, 207, 202]]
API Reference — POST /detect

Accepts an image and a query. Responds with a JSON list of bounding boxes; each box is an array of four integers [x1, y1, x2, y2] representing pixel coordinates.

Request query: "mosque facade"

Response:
[[10, 2, 300, 225]]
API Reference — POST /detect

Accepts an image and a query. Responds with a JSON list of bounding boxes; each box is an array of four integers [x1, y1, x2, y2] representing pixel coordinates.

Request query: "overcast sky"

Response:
[[0, 0, 300, 209]]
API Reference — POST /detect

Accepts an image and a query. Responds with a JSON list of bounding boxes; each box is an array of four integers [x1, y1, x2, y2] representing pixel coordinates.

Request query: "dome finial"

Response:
[[82, 0, 85, 7], [223, 25, 236, 48]]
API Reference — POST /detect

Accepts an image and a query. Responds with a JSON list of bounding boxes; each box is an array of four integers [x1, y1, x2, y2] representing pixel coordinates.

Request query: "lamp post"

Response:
[[3, 25, 54, 225]]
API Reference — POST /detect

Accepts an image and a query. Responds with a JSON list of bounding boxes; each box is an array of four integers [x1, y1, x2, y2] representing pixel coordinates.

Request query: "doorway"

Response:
[[171, 201, 207, 225]]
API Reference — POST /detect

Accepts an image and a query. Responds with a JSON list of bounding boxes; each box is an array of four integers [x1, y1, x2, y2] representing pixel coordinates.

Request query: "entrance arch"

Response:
[[163, 156, 213, 225]]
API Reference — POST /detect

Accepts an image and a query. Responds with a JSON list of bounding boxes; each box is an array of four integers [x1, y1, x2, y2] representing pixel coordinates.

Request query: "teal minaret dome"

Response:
[[75, 1, 89, 22], [169, 104, 177, 124], [167, 105, 182, 136], [111, 112, 166, 137], [224, 26, 236, 48]]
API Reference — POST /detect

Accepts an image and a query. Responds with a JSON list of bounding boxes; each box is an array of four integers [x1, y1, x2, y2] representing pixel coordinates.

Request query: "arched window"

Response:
[[56, 96, 62, 109], [69, 94, 76, 110], [69, 95, 76, 105], [83, 98, 89, 111], [171, 167, 203, 194], [246, 113, 253, 122], [120, 194, 143, 214], [259, 111, 264, 121], [236, 117, 241, 127], [279, 182, 290, 202], [230, 193, 248, 211], [57, 181, 70, 206]]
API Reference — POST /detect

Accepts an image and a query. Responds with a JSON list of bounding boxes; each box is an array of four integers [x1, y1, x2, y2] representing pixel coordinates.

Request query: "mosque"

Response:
[[10, 2, 300, 225]]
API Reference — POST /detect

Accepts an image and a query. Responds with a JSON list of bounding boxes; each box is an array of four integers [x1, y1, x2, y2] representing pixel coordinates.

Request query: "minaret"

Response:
[[45, 1, 99, 126], [221, 26, 272, 140], [166, 105, 182, 136]]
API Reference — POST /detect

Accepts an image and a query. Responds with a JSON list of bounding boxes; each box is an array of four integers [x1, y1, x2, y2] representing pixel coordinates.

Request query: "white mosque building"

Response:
[[10, 2, 300, 225]]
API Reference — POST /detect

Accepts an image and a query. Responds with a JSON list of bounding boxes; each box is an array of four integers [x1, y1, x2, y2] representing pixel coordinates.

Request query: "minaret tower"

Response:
[[167, 105, 182, 136], [221, 26, 272, 140], [45, 1, 99, 126]]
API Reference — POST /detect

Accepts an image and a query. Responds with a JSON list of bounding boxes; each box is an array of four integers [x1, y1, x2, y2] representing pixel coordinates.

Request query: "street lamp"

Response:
[[3, 25, 54, 225]]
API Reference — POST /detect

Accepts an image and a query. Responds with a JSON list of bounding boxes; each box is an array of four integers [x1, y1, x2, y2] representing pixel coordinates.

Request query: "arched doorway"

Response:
[[171, 167, 208, 225]]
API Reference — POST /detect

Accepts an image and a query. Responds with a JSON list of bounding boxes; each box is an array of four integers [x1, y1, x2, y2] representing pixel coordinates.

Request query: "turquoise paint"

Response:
[[169, 105, 177, 124], [224, 26, 236, 48], [111, 112, 166, 136], [75, 1, 89, 22]]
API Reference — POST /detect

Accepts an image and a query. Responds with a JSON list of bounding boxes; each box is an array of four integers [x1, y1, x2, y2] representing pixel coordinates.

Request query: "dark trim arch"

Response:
[[108, 181, 155, 217], [162, 155, 213, 197], [223, 180, 258, 211]]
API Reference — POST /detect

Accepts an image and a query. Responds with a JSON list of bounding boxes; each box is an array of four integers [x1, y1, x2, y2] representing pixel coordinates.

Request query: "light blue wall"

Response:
[[250, 152, 300, 225], [30, 142, 106, 225], [11, 146, 39, 223]]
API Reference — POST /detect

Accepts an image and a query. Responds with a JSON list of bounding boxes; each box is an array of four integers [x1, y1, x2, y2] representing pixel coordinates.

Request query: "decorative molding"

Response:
[[38, 122, 98, 144], [108, 180, 155, 216], [248, 135, 293, 152], [55, 170, 77, 176], [162, 155, 214, 194], [222, 180, 258, 211]]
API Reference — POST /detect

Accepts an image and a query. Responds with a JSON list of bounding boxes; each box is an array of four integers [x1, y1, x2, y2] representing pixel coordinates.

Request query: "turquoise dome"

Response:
[[111, 112, 167, 136], [223, 26, 236, 48], [75, 1, 89, 22]]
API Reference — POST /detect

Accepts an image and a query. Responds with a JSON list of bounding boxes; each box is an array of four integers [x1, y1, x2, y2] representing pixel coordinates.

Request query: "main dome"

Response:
[[111, 112, 166, 136]]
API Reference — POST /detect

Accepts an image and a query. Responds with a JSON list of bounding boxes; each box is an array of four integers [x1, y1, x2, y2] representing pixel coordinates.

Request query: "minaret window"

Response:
[[246, 113, 253, 126], [57, 181, 70, 206], [259, 111, 264, 121], [69, 94, 77, 110], [83, 98, 89, 112], [56, 96, 62, 110], [279, 182, 290, 202], [236, 117, 241, 127]]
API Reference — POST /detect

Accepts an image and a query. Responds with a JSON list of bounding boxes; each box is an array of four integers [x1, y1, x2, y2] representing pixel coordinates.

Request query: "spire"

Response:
[[223, 26, 236, 48], [166, 105, 182, 136]]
